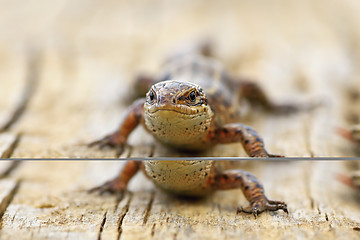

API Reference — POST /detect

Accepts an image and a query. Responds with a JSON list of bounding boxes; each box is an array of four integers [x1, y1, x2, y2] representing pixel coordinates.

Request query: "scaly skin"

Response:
[[89, 44, 296, 215]]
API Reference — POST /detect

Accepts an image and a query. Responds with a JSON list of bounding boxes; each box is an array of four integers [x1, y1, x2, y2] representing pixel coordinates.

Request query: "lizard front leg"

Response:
[[212, 169, 288, 215], [88, 160, 143, 199], [88, 98, 145, 154], [213, 123, 283, 157]]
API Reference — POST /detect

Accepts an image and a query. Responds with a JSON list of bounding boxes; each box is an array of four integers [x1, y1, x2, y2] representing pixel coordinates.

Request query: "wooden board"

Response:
[[0, 0, 360, 239]]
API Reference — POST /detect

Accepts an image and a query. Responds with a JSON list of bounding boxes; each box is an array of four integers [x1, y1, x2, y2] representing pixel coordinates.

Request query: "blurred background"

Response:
[[2, 0, 360, 84]]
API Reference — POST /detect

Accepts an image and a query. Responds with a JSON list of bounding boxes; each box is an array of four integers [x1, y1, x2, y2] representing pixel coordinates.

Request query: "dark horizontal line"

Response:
[[0, 157, 359, 161]]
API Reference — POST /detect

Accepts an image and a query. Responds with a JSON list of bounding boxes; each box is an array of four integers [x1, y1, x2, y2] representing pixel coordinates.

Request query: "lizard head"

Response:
[[144, 80, 213, 150]]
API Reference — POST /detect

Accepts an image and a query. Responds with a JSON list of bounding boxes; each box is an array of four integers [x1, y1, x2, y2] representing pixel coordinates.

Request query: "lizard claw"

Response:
[[237, 199, 288, 215], [88, 134, 126, 155], [88, 179, 127, 201], [88, 134, 117, 148]]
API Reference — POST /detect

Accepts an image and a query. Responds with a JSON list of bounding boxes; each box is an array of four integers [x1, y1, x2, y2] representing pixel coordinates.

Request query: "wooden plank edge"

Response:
[[0, 179, 19, 221]]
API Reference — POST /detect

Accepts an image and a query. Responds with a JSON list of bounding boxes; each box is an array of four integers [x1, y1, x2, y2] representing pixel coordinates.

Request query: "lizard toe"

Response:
[[88, 179, 126, 197], [237, 199, 288, 215]]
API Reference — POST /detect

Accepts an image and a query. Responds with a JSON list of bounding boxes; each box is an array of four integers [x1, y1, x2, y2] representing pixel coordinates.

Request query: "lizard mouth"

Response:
[[146, 103, 207, 116]]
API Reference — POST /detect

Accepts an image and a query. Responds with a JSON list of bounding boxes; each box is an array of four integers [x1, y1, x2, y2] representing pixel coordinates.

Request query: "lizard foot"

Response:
[[88, 134, 126, 155], [88, 179, 127, 200], [237, 199, 288, 216]]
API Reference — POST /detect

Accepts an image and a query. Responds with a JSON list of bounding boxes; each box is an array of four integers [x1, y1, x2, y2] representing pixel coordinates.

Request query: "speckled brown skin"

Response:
[[89, 45, 295, 215]]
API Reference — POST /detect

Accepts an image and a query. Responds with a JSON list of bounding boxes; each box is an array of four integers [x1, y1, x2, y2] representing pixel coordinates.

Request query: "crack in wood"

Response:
[[353, 227, 360, 231], [10, 207, 18, 224], [97, 211, 107, 240], [0, 134, 22, 178], [117, 193, 132, 240], [325, 213, 329, 221], [303, 162, 315, 210], [151, 223, 156, 237], [0, 161, 22, 179], [0, 180, 20, 225], [0, 49, 40, 133], [143, 191, 155, 225], [309, 197, 314, 210], [328, 223, 333, 231], [0, 134, 20, 159], [300, 115, 317, 212], [317, 207, 321, 215]]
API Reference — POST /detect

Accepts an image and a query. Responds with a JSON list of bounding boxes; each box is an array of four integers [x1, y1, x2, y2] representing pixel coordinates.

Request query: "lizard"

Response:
[[89, 42, 300, 215]]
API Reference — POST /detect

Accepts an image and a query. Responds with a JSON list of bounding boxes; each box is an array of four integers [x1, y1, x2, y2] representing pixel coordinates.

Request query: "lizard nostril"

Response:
[[172, 99, 176, 104]]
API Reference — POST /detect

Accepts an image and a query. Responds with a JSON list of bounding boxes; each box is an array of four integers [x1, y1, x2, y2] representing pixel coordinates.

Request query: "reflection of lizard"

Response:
[[89, 43, 298, 215]]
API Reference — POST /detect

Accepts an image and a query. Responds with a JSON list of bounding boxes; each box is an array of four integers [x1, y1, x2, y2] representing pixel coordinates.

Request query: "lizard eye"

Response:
[[189, 90, 196, 102], [148, 90, 156, 103]]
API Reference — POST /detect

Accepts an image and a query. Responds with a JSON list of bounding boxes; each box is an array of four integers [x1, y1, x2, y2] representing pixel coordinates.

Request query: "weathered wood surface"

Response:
[[0, 0, 360, 239]]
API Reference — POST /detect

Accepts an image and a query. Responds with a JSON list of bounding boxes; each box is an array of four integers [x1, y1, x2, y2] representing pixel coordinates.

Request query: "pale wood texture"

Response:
[[0, 0, 360, 239]]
